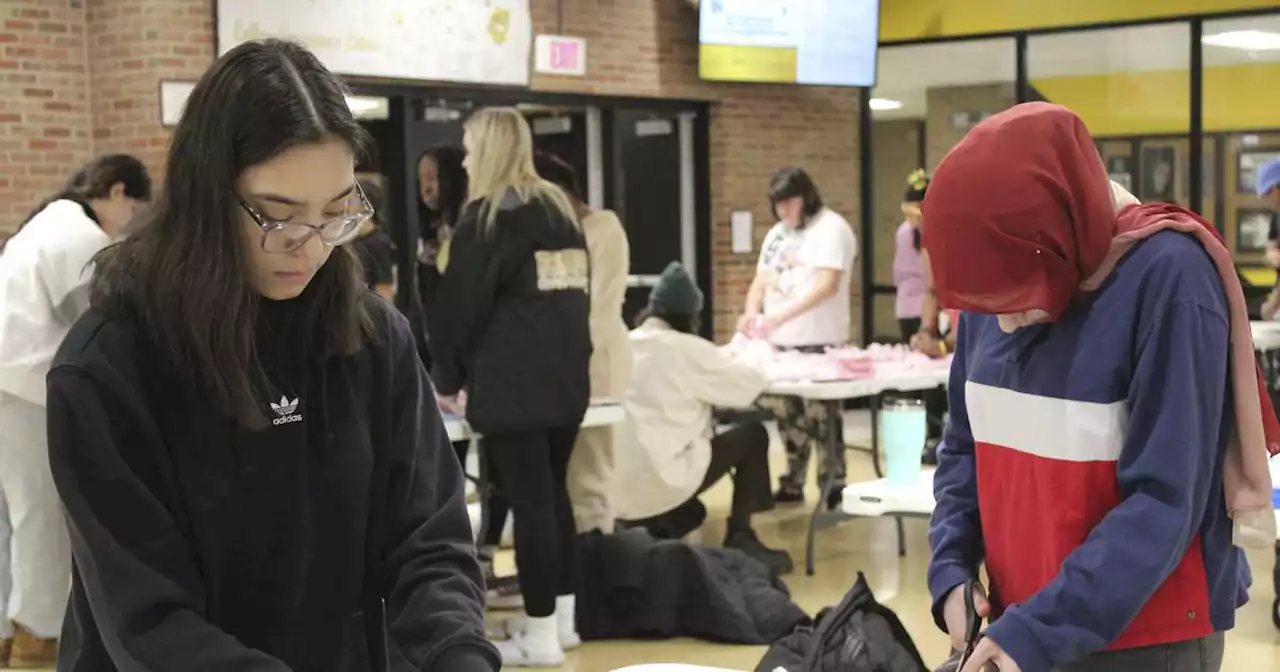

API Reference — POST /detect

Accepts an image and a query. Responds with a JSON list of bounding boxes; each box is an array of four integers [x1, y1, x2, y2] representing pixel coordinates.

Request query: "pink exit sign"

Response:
[[534, 35, 587, 76]]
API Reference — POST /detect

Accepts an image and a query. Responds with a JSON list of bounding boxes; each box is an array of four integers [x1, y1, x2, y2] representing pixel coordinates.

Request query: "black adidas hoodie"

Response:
[[46, 288, 497, 671]]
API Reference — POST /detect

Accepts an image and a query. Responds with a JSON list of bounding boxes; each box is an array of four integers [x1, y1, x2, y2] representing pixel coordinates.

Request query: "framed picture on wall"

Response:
[[158, 80, 197, 127], [1140, 145, 1177, 203], [1237, 208, 1273, 254], [1238, 150, 1280, 195]]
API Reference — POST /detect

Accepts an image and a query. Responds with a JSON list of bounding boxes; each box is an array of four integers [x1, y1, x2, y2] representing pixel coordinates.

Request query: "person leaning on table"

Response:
[[738, 166, 857, 509], [45, 39, 495, 671], [427, 107, 591, 668], [533, 150, 633, 536], [924, 103, 1277, 672]]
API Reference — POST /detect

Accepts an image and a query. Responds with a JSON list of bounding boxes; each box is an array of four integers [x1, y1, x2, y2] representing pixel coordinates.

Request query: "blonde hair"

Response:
[[464, 107, 580, 235]]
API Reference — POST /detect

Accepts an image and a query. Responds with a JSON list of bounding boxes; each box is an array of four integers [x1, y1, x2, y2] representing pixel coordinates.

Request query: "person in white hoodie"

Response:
[[614, 262, 792, 574], [0, 154, 150, 667]]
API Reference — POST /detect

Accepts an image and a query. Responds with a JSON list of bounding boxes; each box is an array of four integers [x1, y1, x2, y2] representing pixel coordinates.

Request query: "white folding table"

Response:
[[765, 368, 950, 575], [446, 400, 626, 543], [443, 400, 626, 443]]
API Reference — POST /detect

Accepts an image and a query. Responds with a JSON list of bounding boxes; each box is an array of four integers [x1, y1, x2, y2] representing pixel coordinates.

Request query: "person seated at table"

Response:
[[614, 262, 793, 574]]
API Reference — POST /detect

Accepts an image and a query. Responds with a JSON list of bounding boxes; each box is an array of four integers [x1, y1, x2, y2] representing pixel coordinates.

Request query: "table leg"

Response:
[[475, 437, 490, 548], [870, 394, 884, 478], [805, 399, 845, 576], [895, 516, 906, 557]]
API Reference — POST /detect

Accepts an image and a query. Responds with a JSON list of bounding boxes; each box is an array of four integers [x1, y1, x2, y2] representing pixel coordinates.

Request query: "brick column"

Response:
[[86, 0, 213, 181], [0, 0, 92, 237]]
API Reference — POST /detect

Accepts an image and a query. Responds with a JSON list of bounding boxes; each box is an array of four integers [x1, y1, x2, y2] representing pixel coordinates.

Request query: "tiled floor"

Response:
[[13, 412, 1279, 671], [486, 411, 1280, 671]]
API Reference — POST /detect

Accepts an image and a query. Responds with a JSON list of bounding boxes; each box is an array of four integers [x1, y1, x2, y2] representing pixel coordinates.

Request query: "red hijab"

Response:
[[923, 102, 1278, 547], [922, 103, 1115, 319]]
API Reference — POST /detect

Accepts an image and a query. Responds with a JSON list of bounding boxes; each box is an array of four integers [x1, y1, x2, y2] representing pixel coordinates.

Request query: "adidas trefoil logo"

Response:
[[269, 395, 303, 426]]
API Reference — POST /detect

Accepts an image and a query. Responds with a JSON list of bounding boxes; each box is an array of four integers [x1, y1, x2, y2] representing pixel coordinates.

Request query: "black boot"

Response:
[[724, 525, 794, 575], [773, 484, 805, 506], [826, 486, 844, 511]]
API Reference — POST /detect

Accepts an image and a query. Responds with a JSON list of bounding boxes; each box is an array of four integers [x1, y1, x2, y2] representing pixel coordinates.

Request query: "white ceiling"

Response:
[[872, 14, 1280, 120]]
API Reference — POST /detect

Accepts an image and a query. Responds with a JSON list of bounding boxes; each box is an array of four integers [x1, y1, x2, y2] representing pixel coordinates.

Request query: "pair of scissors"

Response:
[[955, 578, 985, 671]]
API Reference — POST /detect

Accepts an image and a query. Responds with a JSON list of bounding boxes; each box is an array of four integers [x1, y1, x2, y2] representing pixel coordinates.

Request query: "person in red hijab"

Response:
[[923, 103, 1278, 672]]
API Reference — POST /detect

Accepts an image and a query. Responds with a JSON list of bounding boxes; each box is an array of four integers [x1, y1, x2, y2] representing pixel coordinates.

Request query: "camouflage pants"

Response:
[[757, 394, 845, 493]]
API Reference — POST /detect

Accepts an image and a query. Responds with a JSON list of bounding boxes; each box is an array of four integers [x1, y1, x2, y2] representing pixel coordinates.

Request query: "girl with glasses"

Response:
[[45, 39, 494, 671]]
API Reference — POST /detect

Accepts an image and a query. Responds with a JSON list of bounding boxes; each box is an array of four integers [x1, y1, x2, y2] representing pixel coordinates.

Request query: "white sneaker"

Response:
[[503, 615, 581, 651], [494, 630, 564, 668]]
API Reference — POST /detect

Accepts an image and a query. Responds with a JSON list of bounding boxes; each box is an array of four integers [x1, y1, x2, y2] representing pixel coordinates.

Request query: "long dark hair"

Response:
[[532, 150, 583, 202], [20, 154, 151, 227], [91, 39, 372, 428], [767, 166, 824, 224], [417, 144, 468, 233]]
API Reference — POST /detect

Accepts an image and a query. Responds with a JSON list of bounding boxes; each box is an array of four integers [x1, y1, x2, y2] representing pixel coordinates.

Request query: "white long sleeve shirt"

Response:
[[613, 318, 769, 521], [0, 199, 109, 406]]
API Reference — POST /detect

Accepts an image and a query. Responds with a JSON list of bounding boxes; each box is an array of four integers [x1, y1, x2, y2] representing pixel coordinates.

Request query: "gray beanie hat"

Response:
[[649, 261, 703, 315]]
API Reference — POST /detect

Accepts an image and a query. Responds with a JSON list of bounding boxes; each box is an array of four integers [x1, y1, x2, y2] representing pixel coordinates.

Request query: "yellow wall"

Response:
[[881, 0, 1280, 42], [1031, 62, 1280, 136]]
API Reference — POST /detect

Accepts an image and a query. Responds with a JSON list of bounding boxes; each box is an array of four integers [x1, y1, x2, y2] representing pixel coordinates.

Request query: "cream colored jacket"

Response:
[[582, 209, 632, 397], [613, 319, 769, 520]]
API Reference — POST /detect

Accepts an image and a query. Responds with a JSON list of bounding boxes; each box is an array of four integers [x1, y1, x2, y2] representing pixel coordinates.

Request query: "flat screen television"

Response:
[[698, 0, 880, 87]]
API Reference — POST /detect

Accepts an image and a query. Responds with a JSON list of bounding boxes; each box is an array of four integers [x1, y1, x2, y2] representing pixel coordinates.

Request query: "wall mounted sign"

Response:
[[217, 0, 532, 86], [534, 35, 586, 76]]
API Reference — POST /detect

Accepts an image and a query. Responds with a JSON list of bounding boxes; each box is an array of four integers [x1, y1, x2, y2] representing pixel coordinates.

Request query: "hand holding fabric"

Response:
[[960, 638, 1021, 672]]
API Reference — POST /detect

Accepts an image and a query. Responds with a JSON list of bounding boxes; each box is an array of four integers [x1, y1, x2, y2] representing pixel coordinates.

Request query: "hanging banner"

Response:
[[217, 0, 532, 87]]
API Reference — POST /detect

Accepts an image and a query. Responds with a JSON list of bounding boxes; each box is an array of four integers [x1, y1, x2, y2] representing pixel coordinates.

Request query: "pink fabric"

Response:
[[1081, 201, 1280, 545], [724, 337, 948, 382]]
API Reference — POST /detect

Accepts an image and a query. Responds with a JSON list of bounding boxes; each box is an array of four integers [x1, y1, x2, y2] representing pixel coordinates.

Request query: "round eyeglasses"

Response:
[[237, 182, 375, 254]]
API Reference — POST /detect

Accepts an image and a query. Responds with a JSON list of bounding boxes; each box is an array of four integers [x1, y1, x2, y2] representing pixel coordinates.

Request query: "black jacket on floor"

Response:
[[576, 529, 808, 644], [428, 189, 591, 435], [47, 291, 496, 672]]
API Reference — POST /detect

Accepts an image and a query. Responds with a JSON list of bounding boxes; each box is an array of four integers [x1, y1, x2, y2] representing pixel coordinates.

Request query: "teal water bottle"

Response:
[[881, 397, 927, 487]]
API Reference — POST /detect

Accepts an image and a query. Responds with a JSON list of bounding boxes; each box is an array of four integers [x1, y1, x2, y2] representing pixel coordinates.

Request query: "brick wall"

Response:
[[86, 0, 212, 174], [0, 0, 91, 240], [1, 0, 862, 341]]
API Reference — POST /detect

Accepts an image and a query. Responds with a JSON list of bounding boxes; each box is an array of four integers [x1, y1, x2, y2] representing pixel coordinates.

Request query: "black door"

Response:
[[611, 109, 687, 330], [527, 110, 588, 187]]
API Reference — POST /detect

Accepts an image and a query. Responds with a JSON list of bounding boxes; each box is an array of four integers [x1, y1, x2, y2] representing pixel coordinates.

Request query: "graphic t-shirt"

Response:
[[756, 207, 857, 347]]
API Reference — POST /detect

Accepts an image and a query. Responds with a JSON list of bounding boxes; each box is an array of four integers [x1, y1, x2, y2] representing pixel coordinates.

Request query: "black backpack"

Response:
[[755, 572, 928, 672]]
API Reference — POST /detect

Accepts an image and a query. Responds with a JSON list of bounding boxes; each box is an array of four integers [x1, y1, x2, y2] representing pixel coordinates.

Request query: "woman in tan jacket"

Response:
[[535, 152, 632, 534]]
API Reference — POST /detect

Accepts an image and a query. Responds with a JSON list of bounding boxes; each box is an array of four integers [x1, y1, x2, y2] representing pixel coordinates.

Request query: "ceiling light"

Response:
[[345, 96, 385, 113], [869, 98, 904, 111], [1202, 30, 1280, 51]]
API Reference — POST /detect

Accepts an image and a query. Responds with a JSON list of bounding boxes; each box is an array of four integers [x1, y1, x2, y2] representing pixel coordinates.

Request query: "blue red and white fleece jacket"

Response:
[[927, 230, 1251, 672]]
